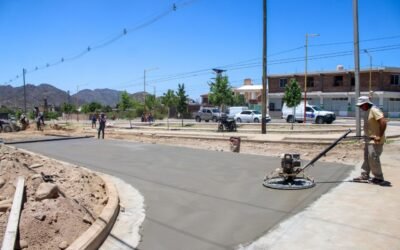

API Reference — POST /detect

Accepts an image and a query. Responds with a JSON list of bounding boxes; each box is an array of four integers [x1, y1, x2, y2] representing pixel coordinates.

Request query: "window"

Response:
[[391, 75, 400, 85], [279, 78, 288, 88], [242, 111, 251, 115], [333, 76, 343, 86], [307, 77, 314, 87], [351, 77, 355, 86]]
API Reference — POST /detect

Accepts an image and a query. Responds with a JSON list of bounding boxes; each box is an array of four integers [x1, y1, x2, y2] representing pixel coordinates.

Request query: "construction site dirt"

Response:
[[1, 121, 399, 249]]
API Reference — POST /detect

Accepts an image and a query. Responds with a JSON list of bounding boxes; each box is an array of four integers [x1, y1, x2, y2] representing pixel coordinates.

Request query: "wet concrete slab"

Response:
[[13, 139, 352, 250]]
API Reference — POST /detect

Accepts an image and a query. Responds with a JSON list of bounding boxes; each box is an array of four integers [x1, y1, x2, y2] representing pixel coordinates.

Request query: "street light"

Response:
[[304, 33, 319, 123], [76, 83, 88, 121], [363, 49, 372, 97], [143, 67, 158, 113]]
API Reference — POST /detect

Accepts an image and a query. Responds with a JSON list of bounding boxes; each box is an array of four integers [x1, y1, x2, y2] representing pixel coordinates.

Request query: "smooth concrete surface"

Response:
[[100, 175, 145, 249], [240, 163, 400, 250], [14, 138, 351, 250]]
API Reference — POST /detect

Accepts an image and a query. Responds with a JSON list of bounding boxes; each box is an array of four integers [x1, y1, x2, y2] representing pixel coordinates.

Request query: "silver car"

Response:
[[234, 110, 271, 123]]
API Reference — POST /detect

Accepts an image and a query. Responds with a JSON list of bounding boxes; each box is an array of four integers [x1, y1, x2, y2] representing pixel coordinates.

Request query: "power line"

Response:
[[310, 34, 400, 47], [2, 0, 197, 85], [121, 43, 400, 89]]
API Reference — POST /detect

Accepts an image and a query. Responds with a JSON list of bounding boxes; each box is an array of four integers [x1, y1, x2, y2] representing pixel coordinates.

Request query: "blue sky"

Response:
[[1, 0, 399, 101]]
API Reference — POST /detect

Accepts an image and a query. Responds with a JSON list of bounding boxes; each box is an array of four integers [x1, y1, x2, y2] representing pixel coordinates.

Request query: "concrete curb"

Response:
[[107, 130, 339, 145], [3, 135, 94, 145], [2, 145, 120, 250], [99, 175, 145, 250], [67, 175, 120, 250]]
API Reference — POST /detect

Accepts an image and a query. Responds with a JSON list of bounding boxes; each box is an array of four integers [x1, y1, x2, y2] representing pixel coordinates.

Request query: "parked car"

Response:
[[226, 106, 248, 118], [281, 102, 336, 124], [234, 110, 271, 123], [195, 107, 222, 122]]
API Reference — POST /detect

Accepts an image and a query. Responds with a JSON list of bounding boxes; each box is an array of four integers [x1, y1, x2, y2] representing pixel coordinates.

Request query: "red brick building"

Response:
[[234, 67, 400, 117]]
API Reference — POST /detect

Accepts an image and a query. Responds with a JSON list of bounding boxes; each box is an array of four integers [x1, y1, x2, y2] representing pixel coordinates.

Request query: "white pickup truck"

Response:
[[282, 103, 336, 124]]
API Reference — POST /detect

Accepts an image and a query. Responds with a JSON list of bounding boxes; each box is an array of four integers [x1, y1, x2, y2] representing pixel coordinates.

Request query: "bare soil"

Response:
[[0, 144, 107, 249]]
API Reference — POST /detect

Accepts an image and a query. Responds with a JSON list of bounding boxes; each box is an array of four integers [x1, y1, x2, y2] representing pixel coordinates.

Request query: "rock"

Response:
[[82, 214, 92, 224], [29, 163, 43, 169], [0, 196, 6, 201], [0, 177, 5, 188], [58, 241, 68, 249], [35, 183, 60, 201], [34, 214, 46, 221], [19, 239, 28, 249]]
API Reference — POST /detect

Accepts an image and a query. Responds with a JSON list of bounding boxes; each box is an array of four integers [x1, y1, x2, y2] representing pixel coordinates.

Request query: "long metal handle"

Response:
[[300, 129, 352, 172]]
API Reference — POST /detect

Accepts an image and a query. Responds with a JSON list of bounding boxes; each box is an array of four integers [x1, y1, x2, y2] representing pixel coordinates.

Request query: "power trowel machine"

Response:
[[263, 129, 352, 190]]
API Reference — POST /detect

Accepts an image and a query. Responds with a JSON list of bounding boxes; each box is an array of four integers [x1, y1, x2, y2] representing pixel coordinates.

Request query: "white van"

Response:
[[227, 106, 248, 118], [281, 102, 336, 124]]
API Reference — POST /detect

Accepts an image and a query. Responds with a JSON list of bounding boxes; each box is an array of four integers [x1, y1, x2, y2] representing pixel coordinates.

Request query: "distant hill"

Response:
[[73, 88, 123, 107], [130, 91, 146, 102], [0, 83, 152, 110], [0, 83, 70, 110]]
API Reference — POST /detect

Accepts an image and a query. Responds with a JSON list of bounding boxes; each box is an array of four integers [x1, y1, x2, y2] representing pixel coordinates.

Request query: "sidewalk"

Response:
[[240, 140, 400, 250]]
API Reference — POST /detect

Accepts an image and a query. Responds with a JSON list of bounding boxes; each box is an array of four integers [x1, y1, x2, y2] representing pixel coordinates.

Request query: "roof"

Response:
[[234, 85, 263, 91], [268, 67, 400, 77]]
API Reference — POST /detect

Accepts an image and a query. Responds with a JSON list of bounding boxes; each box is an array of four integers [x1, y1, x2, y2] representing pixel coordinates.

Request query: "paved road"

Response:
[[14, 139, 351, 250]]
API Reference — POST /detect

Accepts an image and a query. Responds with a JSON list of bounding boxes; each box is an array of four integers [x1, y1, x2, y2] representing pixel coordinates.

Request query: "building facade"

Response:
[[234, 67, 400, 117]]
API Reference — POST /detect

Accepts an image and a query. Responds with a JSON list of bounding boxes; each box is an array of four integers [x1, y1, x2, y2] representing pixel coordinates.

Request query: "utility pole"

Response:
[[76, 85, 79, 122], [144, 70, 146, 113], [261, 0, 267, 134], [364, 49, 372, 98], [143, 68, 158, 114], [22, 68, 27, 114], [353, 0, 361, 137], [304, 33, 319, 123]]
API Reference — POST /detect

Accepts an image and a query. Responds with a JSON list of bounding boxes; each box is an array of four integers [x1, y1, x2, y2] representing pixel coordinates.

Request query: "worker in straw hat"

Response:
[[353, 96, 387, 184]]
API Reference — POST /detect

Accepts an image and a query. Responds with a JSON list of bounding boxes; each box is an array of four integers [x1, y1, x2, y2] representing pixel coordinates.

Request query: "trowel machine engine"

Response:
[[280, 153, 302, 181], [263, 129, 352, 190]]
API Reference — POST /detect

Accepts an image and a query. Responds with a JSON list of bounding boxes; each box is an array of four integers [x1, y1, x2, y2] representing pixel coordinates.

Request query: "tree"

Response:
[[119, 91, 133, 111], [208, 74, 233, 111], [80, 104, 90, 114], [103, 105, 113, 113], [88, 102, 102, 112], [232, 94, 246, 106], [145, 94, 158, 113], [176, 83, 188, 127], [283, 78, 302, 130], [161, 89, 177, 129], [61, 103, 76, 121]]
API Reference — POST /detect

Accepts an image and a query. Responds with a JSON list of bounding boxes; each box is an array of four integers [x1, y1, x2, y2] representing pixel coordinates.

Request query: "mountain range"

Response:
[[0, 83, 146, 110]]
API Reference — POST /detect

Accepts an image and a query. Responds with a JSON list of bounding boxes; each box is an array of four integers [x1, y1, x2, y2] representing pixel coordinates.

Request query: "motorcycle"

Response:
[[217, 115, 237, 132]]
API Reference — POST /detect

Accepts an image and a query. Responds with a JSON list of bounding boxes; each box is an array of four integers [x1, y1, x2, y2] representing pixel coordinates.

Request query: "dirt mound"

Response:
[[0, 145, 107, 249]]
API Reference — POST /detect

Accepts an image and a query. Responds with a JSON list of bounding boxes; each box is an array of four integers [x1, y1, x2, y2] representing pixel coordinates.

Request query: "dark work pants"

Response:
[[98, 126, 105, 139]]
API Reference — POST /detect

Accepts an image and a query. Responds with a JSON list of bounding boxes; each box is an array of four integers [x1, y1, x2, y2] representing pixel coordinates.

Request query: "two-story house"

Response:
[[234, 66, 400, 117]]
